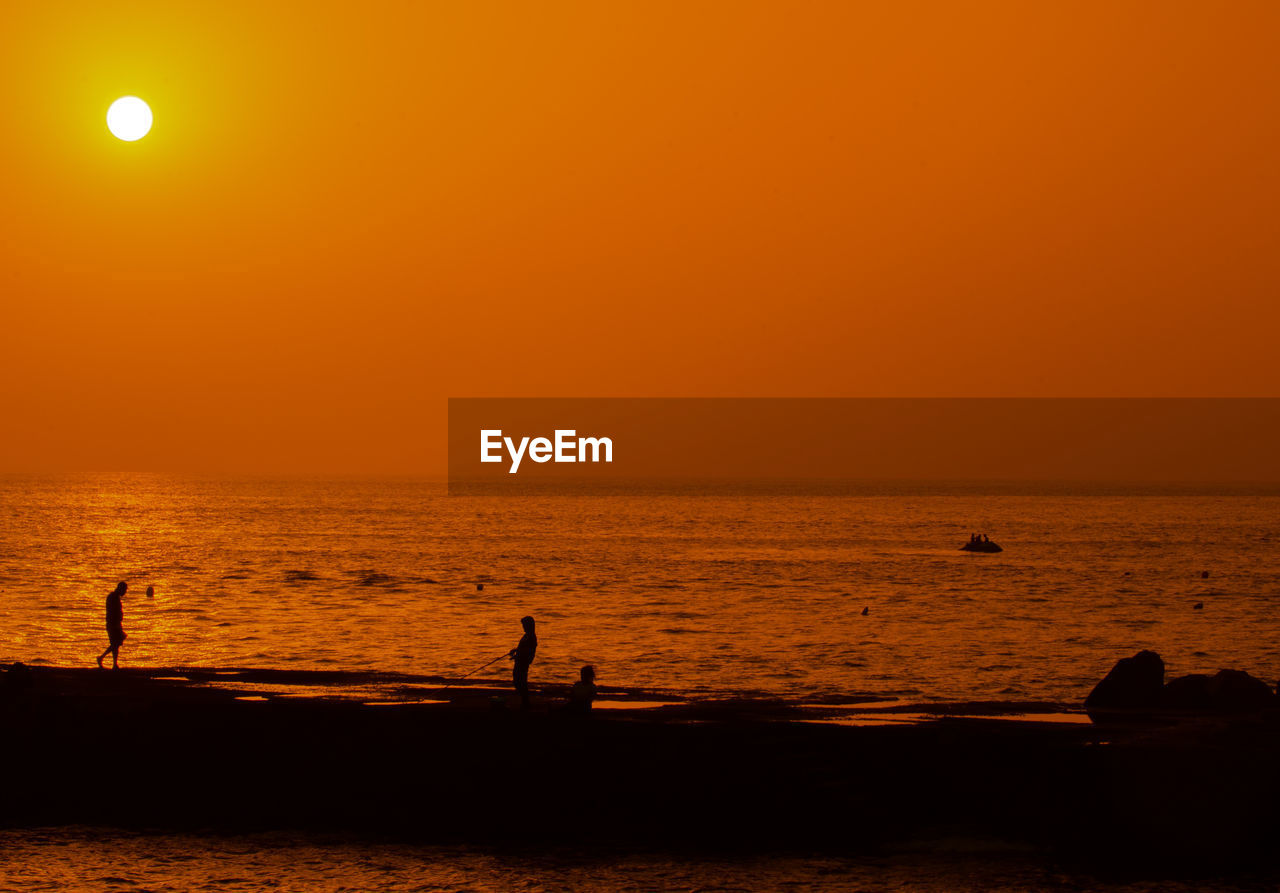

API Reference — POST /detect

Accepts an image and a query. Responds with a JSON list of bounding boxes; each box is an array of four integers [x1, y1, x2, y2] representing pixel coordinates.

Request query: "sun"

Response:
[[106, 96, 152, 142]]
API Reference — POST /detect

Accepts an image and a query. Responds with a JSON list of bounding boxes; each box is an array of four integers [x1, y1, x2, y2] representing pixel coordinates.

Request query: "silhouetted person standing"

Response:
[[508, 615, 537, 709], [97, 582, 128, 670]]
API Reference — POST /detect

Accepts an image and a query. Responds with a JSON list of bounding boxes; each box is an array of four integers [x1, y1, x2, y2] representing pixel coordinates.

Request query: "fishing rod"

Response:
[[427, 652, 509, 698]]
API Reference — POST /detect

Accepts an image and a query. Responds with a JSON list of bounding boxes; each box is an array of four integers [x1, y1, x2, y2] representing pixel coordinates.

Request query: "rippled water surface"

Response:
[[2, 829, 1273, 893], [2, 474, 1278, 702]]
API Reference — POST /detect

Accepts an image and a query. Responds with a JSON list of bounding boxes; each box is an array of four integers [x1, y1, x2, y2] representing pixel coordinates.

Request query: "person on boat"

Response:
[[567, 665, 597, 714], [508, 615, 538, 709], [982, 534, 990, 543], [96, 582, 128, 670]]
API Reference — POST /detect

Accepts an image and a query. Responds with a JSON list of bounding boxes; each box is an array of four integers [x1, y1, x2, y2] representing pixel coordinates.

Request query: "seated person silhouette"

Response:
[[567, 665, 597, 714]]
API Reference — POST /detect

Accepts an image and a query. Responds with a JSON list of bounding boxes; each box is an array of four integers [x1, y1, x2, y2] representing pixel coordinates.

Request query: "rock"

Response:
[[1085, 650, 1165, 712], [1163, 673, 1213, 710], [1090, 655, 1277, 721], [1162, 670, 1275, 713], [1204, 669, 1275, 712]]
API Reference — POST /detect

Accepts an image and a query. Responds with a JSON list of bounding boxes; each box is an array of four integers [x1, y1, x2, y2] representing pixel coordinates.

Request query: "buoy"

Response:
[[476, 583, 485, 591], [146, 585, 155, 598], [1201, 571, 1209, 579]]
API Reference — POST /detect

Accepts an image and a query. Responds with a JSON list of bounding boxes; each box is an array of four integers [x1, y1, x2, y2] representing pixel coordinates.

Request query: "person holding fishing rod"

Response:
[[427, 615, 539, 705], [508, 615, 538, 709]]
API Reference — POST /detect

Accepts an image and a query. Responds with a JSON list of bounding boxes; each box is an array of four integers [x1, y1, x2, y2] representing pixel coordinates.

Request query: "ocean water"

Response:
[[3, 829, 1274, 893], [2, 474, 1278, 703]]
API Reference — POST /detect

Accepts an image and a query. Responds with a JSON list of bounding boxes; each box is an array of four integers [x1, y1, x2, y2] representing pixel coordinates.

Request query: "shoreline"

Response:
[[6, 663, 1085, 723], [5, 665, 1280, 874]]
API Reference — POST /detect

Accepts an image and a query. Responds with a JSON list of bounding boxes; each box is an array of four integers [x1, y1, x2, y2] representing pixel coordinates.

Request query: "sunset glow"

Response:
[[2, 4, 1279, 887], [2, 2, 1279, 472]]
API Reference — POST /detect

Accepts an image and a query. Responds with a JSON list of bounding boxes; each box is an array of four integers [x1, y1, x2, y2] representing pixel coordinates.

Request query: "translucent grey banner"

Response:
[[448, 398, 1280, 493]]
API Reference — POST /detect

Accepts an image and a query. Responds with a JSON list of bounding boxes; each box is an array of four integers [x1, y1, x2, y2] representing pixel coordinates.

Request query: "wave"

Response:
[[355, 572, 396, 587]]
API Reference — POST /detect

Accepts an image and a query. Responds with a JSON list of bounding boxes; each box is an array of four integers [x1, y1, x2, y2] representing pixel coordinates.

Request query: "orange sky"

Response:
[[2, 2, 1278, 472]]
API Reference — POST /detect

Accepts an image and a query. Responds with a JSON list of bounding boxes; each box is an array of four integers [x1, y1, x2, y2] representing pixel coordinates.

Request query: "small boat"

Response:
[[960, 540, 1003, 553]]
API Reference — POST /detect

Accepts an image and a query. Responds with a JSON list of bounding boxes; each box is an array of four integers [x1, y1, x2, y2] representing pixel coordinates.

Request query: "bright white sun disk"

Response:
[[107, 96, 152, 142]]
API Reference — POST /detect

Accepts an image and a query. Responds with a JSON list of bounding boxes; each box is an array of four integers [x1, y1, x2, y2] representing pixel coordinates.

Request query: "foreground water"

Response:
[[2, 829, 1275, 893], [2, 474, 1278, 703]]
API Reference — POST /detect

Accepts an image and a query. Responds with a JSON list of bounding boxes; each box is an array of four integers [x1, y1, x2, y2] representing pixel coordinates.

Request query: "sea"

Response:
[[2, 828, 1275, 893], [2, 473, 1277, 703], [3, 473, 1280, 891]]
